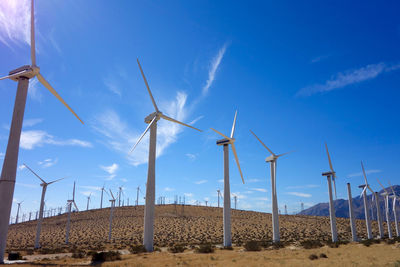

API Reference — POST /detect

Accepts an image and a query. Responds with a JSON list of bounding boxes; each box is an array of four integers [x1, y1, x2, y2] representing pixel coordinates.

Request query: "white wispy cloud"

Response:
[[251, 188, 267, 193], [287, 192, 312, 198], [38, 158, 58, 168], [194, 179, 207, 184], [286, 184, 319, 189], [81, 191, 94, 197], [247, 179, 261, 183], [202, 43, 228, 96], [92, 91, 191, 166], [311, 55, 330, 63], [0, 152, 4, 159], [184, 193, 193, 197], [18, 164, 26, 171], [28, 78, 42, 101], [20, 130, 92, 150], [0, 0, 30, 49], [79, 185, 102, 192], [164, 187, 175, 192], [232, 192, 246, 199], [347, 169, 382, 178], [185, 153, 197, 161], [256, 197, 269, 201], [297, 62, 400, 96], [218, 179, 224, 183], [23, 118, 43, 127], [16, 182, 38, 188], [100, 163, 119, 180], [189, 116, 204, 125]]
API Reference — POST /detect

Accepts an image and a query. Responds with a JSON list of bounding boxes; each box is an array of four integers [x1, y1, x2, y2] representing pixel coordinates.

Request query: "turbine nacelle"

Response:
[[8, 65, 40, 81], [265, 155, 278, 162], [216, 138, 235, 146], [322, 171, 335, 177], [145, 112, 162, 124]]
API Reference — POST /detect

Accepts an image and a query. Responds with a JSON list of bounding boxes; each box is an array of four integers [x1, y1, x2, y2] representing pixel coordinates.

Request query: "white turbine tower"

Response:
[[86, 193, 92, 211], [65, 182, 79, 244], [217, 189, 222, 208], [388, 181, 400, 237], [377, 179, 392, 238], [322, 143, 338, 242], [108, 190, 116, 242], [347, 183, 358, 242], [250, 130, 291, 243], [0, 1, 83, 262], [100, 184, 106, 209], [23, 164, 65, 248], [210, 110, 245, 247], [361, 161, 384, 238], [15, 201, 23, 224], [129, 59, 202, 252]]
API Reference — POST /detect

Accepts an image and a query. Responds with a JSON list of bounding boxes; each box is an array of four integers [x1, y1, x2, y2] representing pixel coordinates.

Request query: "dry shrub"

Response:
[[309, 254, 318, 260], [91, 251, 121, 263], [360, 239, 381, 247], [168, 244, 186, 253], [319, 253, 328, 258], [244, 241, 261, 251], [8, 252, 22, 261], [129, 244, 147, 254], [300, 240, 323, 249], [195, 243, 214, 253]]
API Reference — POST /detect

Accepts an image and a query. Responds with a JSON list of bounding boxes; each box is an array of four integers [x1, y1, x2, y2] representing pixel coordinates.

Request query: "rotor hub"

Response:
[[144, 111, 162, 123]]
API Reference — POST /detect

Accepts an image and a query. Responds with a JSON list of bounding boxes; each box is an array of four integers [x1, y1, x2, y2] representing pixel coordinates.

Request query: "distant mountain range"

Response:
[[298, 185, 400, 221]]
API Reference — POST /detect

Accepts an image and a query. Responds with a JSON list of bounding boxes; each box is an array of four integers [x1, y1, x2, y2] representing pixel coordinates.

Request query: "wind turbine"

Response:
[[108, 190, 116, 241], [346, 183, 358, 241], [100, 184, 107, 209], [217, 189, 222, 208], [15, 201, 23, 224], [210, 110, 245, 247], [129, 59, 202, 252], [86, 193, 92, 211], [250, 130, 292, 243], [23, 164, 65, 248], [0, 0, 83, 262], [361, 161, 384, 238], [322, 143, 338, 242], [377, 179, 393, 238], [65, 182, 79, 244], [388, 181, 400, 237]]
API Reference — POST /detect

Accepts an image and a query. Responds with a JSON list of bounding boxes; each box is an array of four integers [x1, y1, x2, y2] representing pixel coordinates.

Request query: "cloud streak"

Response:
[[202, 44, 228, 96], [0, 0, 30, 49], [297, 62, 400, 96], [287, 192, 312, 198], [20, 130, 92, 150], [347, 169, 382, 178]]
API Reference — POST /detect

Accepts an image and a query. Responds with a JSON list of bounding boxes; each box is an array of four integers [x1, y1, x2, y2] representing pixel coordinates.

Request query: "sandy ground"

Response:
[[4, 242, 400, 266], [6, 204, 397, 251]]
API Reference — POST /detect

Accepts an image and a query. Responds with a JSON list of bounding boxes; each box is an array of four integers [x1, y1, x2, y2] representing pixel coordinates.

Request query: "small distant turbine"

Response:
[[346, 183, 358, 241], [217, 189, 222, 208], [108, 190, 116, 242], [322, 143, 338, 242], [129, 59, 202, 252], [250, 130, 292, 243], [388, 181, 400, 237], [86, 193, 92, 211], [100, 184, 107, 209], [0, 0, 83, 262], [15, 201, 23, 224], [24, 164, 65, 248], [65, 182, 79, 244], [377, 179, 393, 238], [211, 110, 245, 247], [361, 161, 384, 238]]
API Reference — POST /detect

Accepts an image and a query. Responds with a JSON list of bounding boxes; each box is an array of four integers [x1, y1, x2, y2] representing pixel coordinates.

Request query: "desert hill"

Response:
[[299, 185, 400, 220], [6, 204, 396, 251]]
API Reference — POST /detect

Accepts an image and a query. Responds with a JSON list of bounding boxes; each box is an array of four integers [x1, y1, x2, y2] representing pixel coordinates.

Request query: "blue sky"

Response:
[[1, 0, 400, 220]]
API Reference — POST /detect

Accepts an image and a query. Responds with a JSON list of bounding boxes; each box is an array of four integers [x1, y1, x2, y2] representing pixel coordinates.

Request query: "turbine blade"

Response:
[[325, 143, 334, 173], [129, 116, 157, 154], [332, 177, 337, 199], [249, 130, 275, 156], [72, 182, 76, 200], [361, 161, 368, 185], [161, 114, 202, 132], [0, 70, 30, 81], [388, 181, 397, 197], [48, 176, 67, 185], [31, 0, 36, 66], [73, 201, 79, 211], [231, 143, 245, 184], [376, 178, 388, 193], [367, 185, 374, 194], [210, 128, 231, 140], [110, 189, 115, 200], [37, 73, 84, 124], [23, 163, 46, 184], [277, 151, 294, 158], [230, 110, 237, 138], [360, 186, 367, 198], [137, 58, 159, 112]]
